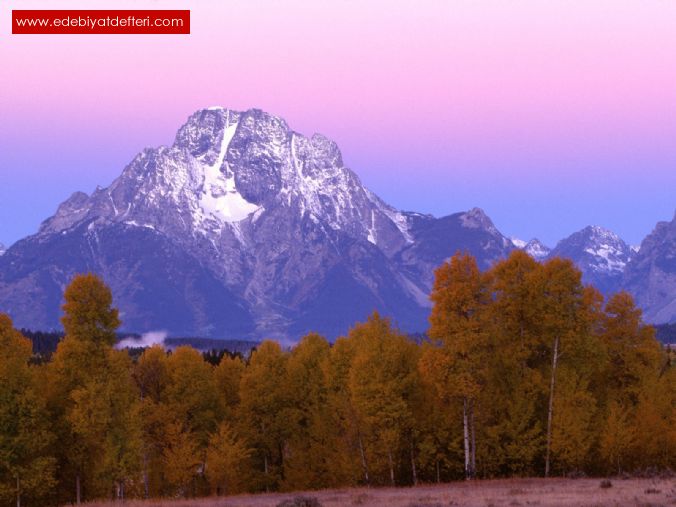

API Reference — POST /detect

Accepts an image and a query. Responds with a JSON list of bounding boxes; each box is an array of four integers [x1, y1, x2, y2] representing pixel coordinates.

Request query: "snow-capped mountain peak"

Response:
[[510, 237, 527, 249], [510, 237, 551, 260], [0, 243, 5, 256], [548, 224, 634, 294]]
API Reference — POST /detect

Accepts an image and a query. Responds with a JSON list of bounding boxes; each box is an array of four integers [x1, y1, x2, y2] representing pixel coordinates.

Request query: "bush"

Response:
[[599, 479, 612, 489]]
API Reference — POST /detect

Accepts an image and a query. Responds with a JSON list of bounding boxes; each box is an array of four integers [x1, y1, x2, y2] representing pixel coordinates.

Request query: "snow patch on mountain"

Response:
[[581, 226, 632, 273], [197, 122, 260, 226], [511, 237, 527, 248], [525, 239, 551, 260], [0, 243, 5, 256]]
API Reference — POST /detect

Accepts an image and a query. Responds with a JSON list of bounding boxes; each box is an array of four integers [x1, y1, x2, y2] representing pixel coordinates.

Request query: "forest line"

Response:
[[0, 250, 673, 506]]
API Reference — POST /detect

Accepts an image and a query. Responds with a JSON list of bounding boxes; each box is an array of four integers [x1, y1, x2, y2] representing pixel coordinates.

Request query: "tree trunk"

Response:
[[470, 398, 477, 479], [76, 474, 81, 505], [388, 450, 395, 486], [436, 459, 440, 484], [16, 476, 20, 507], [463, 397, 470, 480], [357, 431, 370, 486], [409, 440, 418, 486], [143, 451, 149, 499], [545, 335, 559, 478], [263, 453, 269, 492]]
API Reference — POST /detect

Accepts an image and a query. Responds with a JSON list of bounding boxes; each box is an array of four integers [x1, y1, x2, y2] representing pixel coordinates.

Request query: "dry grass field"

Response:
[[80, 478, 675, 507]]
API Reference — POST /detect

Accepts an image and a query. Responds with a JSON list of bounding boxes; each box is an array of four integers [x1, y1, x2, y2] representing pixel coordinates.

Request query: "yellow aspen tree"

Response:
[[133, 345, 171, 497], [481, 252, 544, 477], [324, 336, 364, 486], [238, 340, 290, 491], [348, 312, 420, 486], [46, 273, 121, 504], [600, 401, 637, 474], [205, 421, 252, 495], [282, 333, 335, 490], [428, 252, 488, 479], [213, 354, 246, 421], [162, 421, 201, 497], [0, 314, 56, 507]]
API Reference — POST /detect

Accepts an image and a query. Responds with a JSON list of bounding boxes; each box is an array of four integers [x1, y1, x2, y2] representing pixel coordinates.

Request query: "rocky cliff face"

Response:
[[622, 212, 676, 324], [0, 108, 514, 339]]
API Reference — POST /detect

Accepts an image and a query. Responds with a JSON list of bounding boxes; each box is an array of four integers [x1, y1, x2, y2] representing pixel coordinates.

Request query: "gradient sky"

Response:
[[1, 0, 675, 248]]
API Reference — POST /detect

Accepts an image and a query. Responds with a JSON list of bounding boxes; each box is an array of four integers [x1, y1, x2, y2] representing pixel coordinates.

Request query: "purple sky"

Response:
[[2, 0, 676, 247]]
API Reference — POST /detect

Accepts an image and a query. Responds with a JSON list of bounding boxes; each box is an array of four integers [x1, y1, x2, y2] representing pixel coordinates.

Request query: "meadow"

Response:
[[79, 478, 675, 507]]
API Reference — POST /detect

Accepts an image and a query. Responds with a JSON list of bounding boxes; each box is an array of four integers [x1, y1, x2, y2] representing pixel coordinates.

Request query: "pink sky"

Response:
[[2, 0, 676, 245]]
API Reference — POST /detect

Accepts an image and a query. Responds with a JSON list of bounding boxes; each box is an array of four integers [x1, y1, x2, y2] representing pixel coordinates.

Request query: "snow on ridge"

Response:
[[511, 237, 527, 248], [196, 119, 260, 228], [363, 188, 413, 244], [583, 243, 627, 273]]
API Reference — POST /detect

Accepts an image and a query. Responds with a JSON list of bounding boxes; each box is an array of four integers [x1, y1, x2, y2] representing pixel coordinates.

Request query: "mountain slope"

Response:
[[622, 211, 676, 324], [547, 226, 634, 295], [0, 107, 513, 339]]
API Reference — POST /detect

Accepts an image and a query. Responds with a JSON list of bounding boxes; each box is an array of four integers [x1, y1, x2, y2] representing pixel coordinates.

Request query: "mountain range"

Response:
[[0, 107, 674, 339]]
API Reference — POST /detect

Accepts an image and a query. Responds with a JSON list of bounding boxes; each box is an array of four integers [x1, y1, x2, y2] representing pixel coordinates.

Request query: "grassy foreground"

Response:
[[79, 478, 675, 507]]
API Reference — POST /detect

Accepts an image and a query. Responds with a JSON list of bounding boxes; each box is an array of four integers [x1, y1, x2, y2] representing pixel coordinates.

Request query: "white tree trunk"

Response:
[[358, 431, 370, 486], [76, 474, 81, 505], [470, 398, 477, 478], [410, 440, 418, 485], [545, 335, 559, 478], [463, 397, 470, 480], [388, 450, 395, 486]]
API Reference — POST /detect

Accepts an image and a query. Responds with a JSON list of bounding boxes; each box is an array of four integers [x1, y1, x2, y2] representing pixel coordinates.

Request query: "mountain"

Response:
[[622, 211, 676, 324], [0, 107, 514, 340], [547, 226, 634, 295], [511, 238, 550, 260], [0, 243, 5, 256]]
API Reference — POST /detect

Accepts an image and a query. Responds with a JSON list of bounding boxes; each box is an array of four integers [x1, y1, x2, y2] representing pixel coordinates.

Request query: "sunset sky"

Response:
[[2, 0, 676, 247]]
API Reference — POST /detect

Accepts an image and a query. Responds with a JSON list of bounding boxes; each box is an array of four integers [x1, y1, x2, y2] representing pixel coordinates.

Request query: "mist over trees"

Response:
[[0, 252, 673, 505]]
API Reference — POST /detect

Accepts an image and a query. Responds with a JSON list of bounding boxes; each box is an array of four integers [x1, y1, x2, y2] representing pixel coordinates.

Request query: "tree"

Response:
[[46, 273, 122, 504], [600, 292, 664, 406], [133, 345, 171, 497], [600, 401, 637, 474], [238, 341, 290, 491], [205, 422, 252, 495], [68, 350, 142, 499], [0, 314, 56, 507], [162, 421, 201, 497], [324, 336, 366, 486], [348, 313, 420, 486], [427, 252, 488, 479], [480, 252, 545, 477], [535, 258, 587, 477], [283, 333, 340, 490], [213, 354, 245, 421], [61, 273, 120, 349]]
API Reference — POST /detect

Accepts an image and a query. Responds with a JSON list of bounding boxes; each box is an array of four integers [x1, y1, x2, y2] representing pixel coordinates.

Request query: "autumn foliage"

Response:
[[0, 254, 674, 505]]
